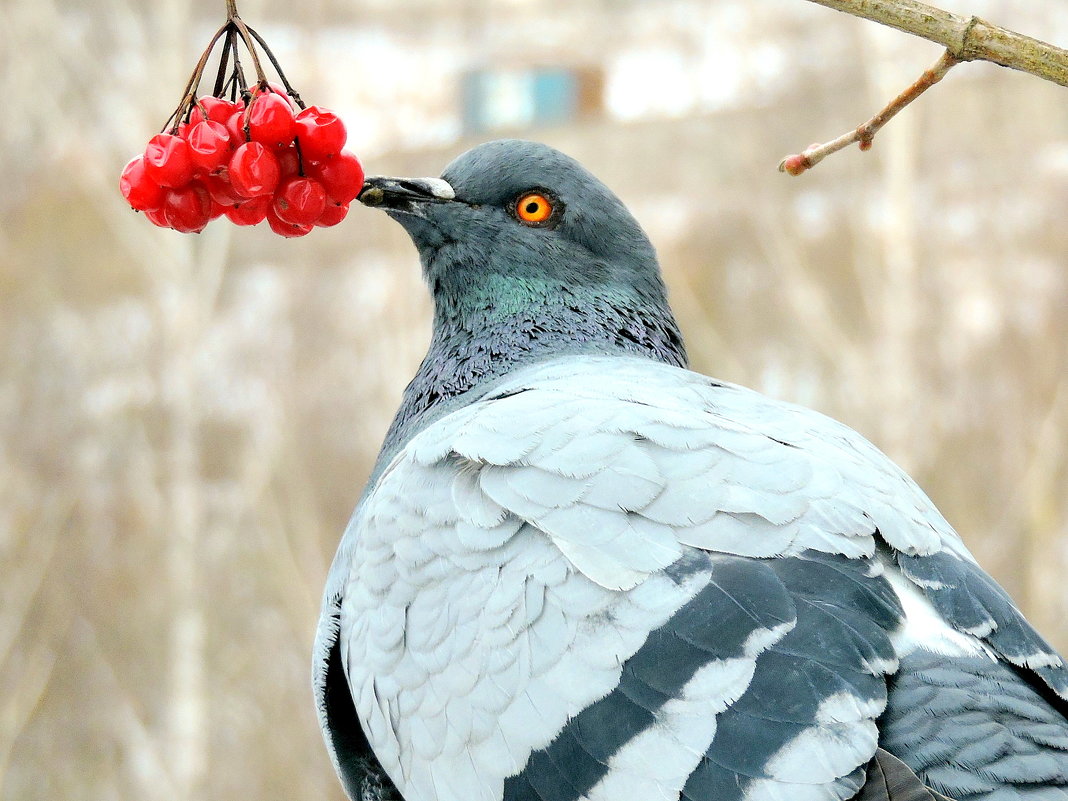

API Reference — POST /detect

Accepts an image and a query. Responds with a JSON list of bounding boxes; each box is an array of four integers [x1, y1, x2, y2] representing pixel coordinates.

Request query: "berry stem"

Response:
[[293, 136, 307, 177], [242, 24, 306, 109], [223, 69, 239, 103], [157, 0, 309, 135], [212, 28, 233, 98], [228, 27, 248, 99], [191, 97, 209, 125], [225, 8, 268, 88], [162, 20, 231, 133]]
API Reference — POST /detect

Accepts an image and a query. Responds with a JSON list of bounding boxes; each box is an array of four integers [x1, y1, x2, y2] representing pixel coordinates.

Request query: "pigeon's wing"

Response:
[[318, 355, 1068, 801]]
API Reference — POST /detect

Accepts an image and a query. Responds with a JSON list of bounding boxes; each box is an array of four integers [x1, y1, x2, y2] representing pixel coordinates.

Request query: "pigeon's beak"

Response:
[[358, 176, 456, 211]]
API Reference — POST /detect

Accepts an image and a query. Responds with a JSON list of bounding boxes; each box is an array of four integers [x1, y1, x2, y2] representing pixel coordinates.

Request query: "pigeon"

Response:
[[313, 139, 1068, 801]]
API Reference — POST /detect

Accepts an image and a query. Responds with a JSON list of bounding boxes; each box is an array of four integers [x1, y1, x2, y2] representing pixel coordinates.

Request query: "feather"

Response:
[[855, 749, 956, 801]]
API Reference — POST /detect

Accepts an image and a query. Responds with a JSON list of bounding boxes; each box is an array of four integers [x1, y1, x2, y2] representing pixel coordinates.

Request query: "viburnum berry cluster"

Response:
[[119, 1, 365, 237]]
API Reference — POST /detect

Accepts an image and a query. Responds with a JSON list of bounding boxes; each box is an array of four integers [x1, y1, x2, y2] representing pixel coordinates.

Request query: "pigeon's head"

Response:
[[358, 140, 667, 313], [359, 140, 687, 449]]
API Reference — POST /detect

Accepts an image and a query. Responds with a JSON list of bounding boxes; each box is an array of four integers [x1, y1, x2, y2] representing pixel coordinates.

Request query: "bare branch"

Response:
[[802, 0, 1068, 87], [780, 50, 958, 175]]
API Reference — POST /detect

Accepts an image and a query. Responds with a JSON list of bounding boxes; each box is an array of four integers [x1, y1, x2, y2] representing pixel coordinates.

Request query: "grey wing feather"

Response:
[[677, 552, 901, 801], [883, 650, 1068, 800], [505, 550, 899, 801], [897, 550, 1068, 691]]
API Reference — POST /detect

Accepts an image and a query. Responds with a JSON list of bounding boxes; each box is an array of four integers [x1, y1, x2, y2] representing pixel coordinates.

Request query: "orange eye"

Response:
[[515, 193, 554, 224]]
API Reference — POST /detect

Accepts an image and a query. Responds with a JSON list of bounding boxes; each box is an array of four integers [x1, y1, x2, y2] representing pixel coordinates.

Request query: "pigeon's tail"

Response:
[[857, 749, 956, 801]]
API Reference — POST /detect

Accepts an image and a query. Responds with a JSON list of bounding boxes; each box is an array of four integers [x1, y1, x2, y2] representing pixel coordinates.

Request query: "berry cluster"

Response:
[[121, 87, 363, 236], [119, 5, 365, 237]]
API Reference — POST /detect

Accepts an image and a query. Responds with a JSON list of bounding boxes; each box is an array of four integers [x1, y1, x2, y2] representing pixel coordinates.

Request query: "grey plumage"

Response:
[[313, 139, 1068, 801], [883, 651, 1068, 798]]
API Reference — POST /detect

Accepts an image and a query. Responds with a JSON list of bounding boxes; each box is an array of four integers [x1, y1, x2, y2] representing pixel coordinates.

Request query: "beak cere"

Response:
[[358, 176, 456, 211]]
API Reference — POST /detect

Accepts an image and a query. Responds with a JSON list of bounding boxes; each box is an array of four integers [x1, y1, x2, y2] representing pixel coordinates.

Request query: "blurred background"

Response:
[[3, 0, 1068, 799]]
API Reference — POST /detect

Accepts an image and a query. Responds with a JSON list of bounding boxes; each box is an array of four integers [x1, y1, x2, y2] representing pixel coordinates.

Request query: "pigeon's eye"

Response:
[[514, 192, 555, 226]]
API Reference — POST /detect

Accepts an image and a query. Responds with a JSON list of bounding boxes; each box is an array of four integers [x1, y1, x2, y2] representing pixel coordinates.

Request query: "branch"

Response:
[[780, 0, 1068, 175], [803, 0, 1068, 87], [780, 50, 958, 175]]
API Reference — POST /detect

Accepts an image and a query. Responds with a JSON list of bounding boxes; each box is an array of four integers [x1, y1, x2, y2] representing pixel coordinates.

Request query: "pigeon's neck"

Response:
[[376, 283, 686, 470]]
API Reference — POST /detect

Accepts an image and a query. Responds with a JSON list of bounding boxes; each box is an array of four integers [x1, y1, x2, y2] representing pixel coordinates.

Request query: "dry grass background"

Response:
[[2, 1, 1067, 799]]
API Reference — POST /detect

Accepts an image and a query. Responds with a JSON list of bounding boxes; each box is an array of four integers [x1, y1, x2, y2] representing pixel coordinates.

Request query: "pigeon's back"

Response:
[[317, 354, 1068, 801]]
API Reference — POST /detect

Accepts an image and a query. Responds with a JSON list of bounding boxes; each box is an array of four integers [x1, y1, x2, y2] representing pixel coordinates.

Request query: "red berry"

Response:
[[144, 208, 170, 228], [163, 183, 213, 233], [309, 150, 364, 204], [225, 195, 271, 226], [228, 142, 280, 198], [202, 168, 244, 207], [273, 176, 327, 226], [276, 146, 301, 180], [295, 106, 347, 161], [120, 156, 166, 211], [226, 107, 248, 144], [247, 93, 295, 148], [144, 133, 194, 187], [187, 120, 232, 171], [249, 82, 291, 103], [314, 201, 349, 228], [189, 96, 241, 126], [266, 206, 313, 238]]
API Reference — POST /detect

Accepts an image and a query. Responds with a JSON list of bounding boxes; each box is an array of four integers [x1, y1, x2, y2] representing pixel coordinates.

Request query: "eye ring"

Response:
[[513, 191, 557, 226]]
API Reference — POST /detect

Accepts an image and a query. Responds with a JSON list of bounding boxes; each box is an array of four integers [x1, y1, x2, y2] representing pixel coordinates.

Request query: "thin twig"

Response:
[[779, 49, 959, 175], [802, 0, 1068, 87]]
